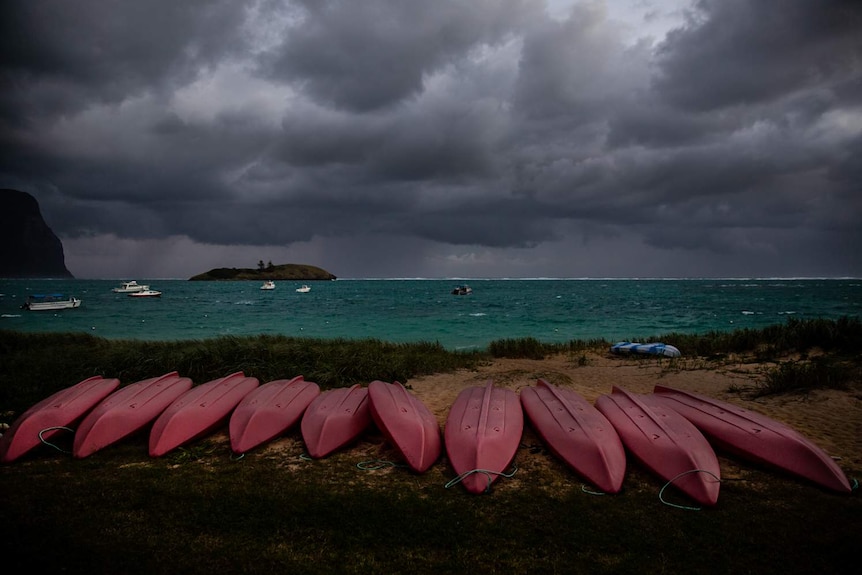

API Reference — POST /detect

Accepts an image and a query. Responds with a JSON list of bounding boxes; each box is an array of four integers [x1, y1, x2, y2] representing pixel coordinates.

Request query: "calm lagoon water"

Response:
[[1, 278, 859, 350]]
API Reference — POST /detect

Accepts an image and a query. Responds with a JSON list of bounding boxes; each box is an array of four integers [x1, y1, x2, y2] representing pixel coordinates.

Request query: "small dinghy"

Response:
[[73, 372, 193, 458], [520, 379, 626, 493], [444, 380, 523, 494], [229, 376, 320, 454], [0, 376, 121, 464], [596, 386, 721, 506], [149, 372, 259, 457], [367, 380, 442, 473], [300, 385, 372, 458], [652, 385, 852, 493]]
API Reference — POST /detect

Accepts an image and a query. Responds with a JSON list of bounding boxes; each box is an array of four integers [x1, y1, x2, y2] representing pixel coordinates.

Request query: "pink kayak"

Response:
[[444, 380, 523, 494], [149, 372, 259, 457], [520, 379, 626, 493], [0, 376, 121, 463], [652, 384, 852, 493], [596, 386, 721, 506], [229, 376, 320, 454], [300, 384, 372, 458], [367, 380, 442, 473], [73, 372, 193, 458]]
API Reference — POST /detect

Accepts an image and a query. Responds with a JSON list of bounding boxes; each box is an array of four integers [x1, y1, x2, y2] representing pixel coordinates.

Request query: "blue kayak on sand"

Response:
[[610, 342, 681, 358]]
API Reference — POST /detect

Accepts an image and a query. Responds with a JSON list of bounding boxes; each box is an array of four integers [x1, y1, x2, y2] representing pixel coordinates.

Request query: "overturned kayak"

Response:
[[596, 386, 720, 506], [610, 342, 681, 358], [368, 380, 442, 473], [520, 379, 626, 493], [229, 376, 320, 454], [301, 384, 372, 458], [0, 376, 121, 464], [73, 372, 193, 458], [149, 372, 259, 457], [652, 385, 852, 493], [444, 380, 523, 494]]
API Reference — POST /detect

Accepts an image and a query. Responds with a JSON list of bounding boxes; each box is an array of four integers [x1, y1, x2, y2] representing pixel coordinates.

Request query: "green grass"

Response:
[[1, 317, 861, 574]]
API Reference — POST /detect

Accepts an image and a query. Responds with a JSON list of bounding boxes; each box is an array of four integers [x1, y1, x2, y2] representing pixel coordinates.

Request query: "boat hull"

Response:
[[595, 386, 720, 506], [0, 376, 121, 463], [444, 380, 523, 494], [149, 372, 259, 457], [301, 385, 371, 458], [72, 372, 193, 458], [229, 376, 320, 454], [368, 380, 442, 473], [520, 379, 626, 493], [652, 385, 852, 493], [610, 342, 680, 358]]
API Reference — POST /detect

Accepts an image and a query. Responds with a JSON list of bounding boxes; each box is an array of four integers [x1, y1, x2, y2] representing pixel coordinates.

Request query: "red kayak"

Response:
[[596, 386, 721, 506], [73, 372, 193, 458], [652, 385, 852, 493], [300, 384, 372, 458], [149, 372, 259, 457], [444, 380, 523, 494], [520, 379, 626, 493], [0, 376, 121, 463], [229, 376, 320, 454], [367, 380, 442, 473]]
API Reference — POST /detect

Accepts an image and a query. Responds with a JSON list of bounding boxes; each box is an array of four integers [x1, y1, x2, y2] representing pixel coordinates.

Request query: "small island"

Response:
[[189, 262, 337, 281]]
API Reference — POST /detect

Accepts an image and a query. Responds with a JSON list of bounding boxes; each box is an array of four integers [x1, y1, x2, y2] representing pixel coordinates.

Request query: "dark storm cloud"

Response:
[[654, 0, 862, 112], [263, 0, 532, 112], [0, 0, 860, 278], [0, 0, 247, 125]]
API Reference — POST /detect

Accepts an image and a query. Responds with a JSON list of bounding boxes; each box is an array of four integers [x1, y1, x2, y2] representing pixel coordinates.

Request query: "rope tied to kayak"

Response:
[[38, 426, 75, 454], [444, 465, 518, 493], [356, 459, 408, 470], [659, 469, 721, 511], [581, 485, 608, 496]]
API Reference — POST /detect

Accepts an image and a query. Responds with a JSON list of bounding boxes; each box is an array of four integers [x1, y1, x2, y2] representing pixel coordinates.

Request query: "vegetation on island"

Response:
[[188, 262, 336, 281], [1, 316, 860, 574]]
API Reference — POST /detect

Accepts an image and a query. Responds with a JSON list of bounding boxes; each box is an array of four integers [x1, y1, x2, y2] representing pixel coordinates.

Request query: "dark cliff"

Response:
[[0, 189, 74, 278]]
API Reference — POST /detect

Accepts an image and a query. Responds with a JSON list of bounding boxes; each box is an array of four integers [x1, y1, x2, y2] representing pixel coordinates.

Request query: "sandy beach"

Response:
[[402, 350, 862, 483]]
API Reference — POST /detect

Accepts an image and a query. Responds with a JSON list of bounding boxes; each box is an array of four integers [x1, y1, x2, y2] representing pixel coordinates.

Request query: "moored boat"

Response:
[[112, 281, 146, 293], [229, 376, 320, 454], [444, 380, 523, 494], [128, 289, 162, 297], [367, 380, 442, 473], [595, 386, 720, 506], [296, 284, 311, 293], [21, 294, 81, 311], [149, 372, 259, 457], [652, 385, 852, 493], [73, 372, 194, 458], [300, 384, 371, 458], [0, 376, 121, 464], [520, 379, 626, 493]]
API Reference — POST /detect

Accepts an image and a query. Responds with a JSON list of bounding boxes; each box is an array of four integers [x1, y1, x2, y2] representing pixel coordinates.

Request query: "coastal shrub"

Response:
[[754, 357, 856, 397], [487, 337, 546, 359]]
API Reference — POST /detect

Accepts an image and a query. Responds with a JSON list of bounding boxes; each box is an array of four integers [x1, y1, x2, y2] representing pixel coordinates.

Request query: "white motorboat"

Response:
[[296, 285, 311, 293], [112, 281, 146, 293], [260, 280, 276, 290], [22, 294, 82, 311], [128, 289, 162, 298]]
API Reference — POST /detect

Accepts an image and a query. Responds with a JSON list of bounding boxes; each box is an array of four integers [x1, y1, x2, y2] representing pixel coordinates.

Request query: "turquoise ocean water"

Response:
[[1, 279, 859, 350]]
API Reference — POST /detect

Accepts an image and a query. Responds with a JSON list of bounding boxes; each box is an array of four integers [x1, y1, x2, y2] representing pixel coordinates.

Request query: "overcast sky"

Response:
[[2, 0, 860, 279]]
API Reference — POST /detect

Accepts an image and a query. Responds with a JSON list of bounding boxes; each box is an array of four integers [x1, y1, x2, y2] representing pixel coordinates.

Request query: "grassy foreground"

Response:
[[1, 318, 861, 574]]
